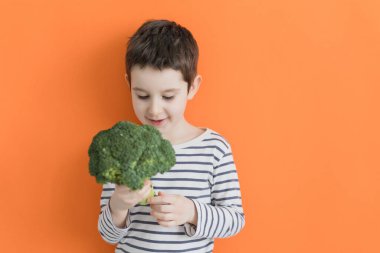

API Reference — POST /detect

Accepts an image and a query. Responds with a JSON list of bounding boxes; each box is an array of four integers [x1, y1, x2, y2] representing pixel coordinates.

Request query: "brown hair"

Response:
[[125, 19, 199, 93]]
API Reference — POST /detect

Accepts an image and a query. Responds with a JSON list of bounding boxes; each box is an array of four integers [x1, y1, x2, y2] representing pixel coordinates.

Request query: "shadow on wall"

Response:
[[49, 37, 136, 251], [79, 34, 138, 126]]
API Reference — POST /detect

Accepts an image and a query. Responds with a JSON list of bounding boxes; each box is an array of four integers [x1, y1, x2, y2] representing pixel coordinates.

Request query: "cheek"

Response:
[[131, 99, 145, 114], [170, 99, 187, 115]]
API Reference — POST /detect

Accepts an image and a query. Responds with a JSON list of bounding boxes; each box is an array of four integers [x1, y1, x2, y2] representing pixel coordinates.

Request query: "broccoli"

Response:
[[88, 121, 176, 205]]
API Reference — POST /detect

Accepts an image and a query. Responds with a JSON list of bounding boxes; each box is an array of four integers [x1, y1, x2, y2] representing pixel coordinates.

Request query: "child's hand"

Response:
[[110, 180, 152, 213], [148, 192, 197, 227]]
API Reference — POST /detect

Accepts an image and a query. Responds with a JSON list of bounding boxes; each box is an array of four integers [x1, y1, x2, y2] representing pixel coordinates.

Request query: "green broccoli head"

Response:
[[88, 121, 176, 190]]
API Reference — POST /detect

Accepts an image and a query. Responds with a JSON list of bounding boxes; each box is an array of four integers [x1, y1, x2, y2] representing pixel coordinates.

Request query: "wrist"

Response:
[[109, 203, 128, 217], [110, 194, 130, 214], [187, 199, 198, 226]]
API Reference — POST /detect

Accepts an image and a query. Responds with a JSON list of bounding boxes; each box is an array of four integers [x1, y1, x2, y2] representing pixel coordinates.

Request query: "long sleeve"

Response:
[[93, 128, 244, 252], [184, 143, 245, 238], [97, 183, 131, 244]]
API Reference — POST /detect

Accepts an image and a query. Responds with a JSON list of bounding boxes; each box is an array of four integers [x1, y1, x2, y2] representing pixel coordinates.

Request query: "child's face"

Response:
[[129, 65, 200, 140]]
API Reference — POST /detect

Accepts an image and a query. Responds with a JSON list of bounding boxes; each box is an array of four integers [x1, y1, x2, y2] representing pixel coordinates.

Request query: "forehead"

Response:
[[130, 65, 186, 92]]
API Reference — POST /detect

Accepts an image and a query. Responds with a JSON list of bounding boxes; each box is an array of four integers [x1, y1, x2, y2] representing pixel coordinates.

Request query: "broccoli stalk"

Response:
[[139, 185, 155, 205], [88, 121, 176, 205]]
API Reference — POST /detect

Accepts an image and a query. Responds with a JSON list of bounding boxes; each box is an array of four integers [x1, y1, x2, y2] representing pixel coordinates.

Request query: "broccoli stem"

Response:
[[139, 185, 155, 205]]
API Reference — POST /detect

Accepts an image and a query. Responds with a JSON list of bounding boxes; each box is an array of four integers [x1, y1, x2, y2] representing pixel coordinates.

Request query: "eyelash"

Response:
[[137, 95, 174, 100]]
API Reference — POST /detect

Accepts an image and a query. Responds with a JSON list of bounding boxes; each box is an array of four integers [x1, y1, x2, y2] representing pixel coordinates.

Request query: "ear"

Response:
[[125, 74, 131, 88], [187, 74, 202, 100]]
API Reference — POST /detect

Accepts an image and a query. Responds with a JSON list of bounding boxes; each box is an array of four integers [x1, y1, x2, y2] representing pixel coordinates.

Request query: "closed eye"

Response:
[[137, 95, 174, 100], [163, 96, 174, 100], [137, 95, 149, 100]]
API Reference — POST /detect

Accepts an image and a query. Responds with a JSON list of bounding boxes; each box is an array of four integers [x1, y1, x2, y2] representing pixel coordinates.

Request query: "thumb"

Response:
[[157, 191, 166, 196]]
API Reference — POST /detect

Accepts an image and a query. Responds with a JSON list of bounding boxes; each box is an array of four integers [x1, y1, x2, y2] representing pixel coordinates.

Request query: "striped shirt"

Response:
[[98, 128, 245, 252]]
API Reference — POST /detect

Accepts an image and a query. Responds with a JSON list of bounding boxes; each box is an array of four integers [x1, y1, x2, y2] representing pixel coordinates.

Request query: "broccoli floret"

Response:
[[88, 121, 176, 204]]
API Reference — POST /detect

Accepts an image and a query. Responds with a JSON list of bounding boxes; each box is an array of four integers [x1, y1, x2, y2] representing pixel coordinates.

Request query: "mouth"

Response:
[[148, 118, 167, 126]]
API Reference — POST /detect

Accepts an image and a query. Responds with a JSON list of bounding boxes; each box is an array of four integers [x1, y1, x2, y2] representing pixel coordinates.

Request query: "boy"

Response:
[[98, 19, 245, 252]]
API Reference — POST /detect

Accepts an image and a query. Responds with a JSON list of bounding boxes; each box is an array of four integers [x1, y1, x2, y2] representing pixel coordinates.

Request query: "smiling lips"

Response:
[[149, 118, 166, 126]]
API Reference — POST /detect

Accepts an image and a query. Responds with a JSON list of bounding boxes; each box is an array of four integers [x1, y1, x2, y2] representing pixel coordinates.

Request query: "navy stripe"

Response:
[[214, 207, 221, 237], [128, 228, 185, 235], [213, 196, 242, 202], [204, 204, 209, 237], [154, 186, 210, 191], [103, 206, 119, 234], [202, 138, 229, 149], [214, 179, 239, 185], [225, 207, 235, 237], [134, 203, 150, 207], [238, 212, 245, 229], [176, 153, 220, 162], [118, 241, 214, 253], [234, 212, 241, 235], [214, 170, 236, 177], [187, 194, 210, 200], [129, 211, 150, 216], [99, 219, 118, 241], [212, 187, 240, 193], [210, 132, 224, 138], [175, 161, 213, 166], [219, 207, 227, 237], [206, 205, 214, 238], [176, 153, 216, 158], [198, 203, 203, 236], [151, 178, 208, 182], [123, 235, 207, 244], [214, 161, 235, 170], [100, 214, 120, 240], [199, 204, 207, 235], [210, 206, 218, 238], [219, 207, 232, 237], [184, 145, 224, 154], [168, 170, 212, 176], [132, 220, 159, 225]]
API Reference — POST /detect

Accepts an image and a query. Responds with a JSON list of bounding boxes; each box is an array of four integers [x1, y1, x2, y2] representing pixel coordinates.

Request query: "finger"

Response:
[[150, 203, 174, 213], [151, 211, 175, 221], [148, 194, 176, 205], [148, 196, 168, 205]]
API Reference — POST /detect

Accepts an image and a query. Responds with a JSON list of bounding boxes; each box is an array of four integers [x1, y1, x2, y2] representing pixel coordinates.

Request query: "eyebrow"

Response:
[[132, 87, 180, 92]]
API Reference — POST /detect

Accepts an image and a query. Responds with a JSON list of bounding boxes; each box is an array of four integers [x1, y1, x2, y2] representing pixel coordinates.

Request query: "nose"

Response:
[[147, 97, 163, 116]]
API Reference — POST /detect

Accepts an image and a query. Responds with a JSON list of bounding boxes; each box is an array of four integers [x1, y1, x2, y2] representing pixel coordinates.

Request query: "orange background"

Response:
[[1, 0, 379, 252]]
